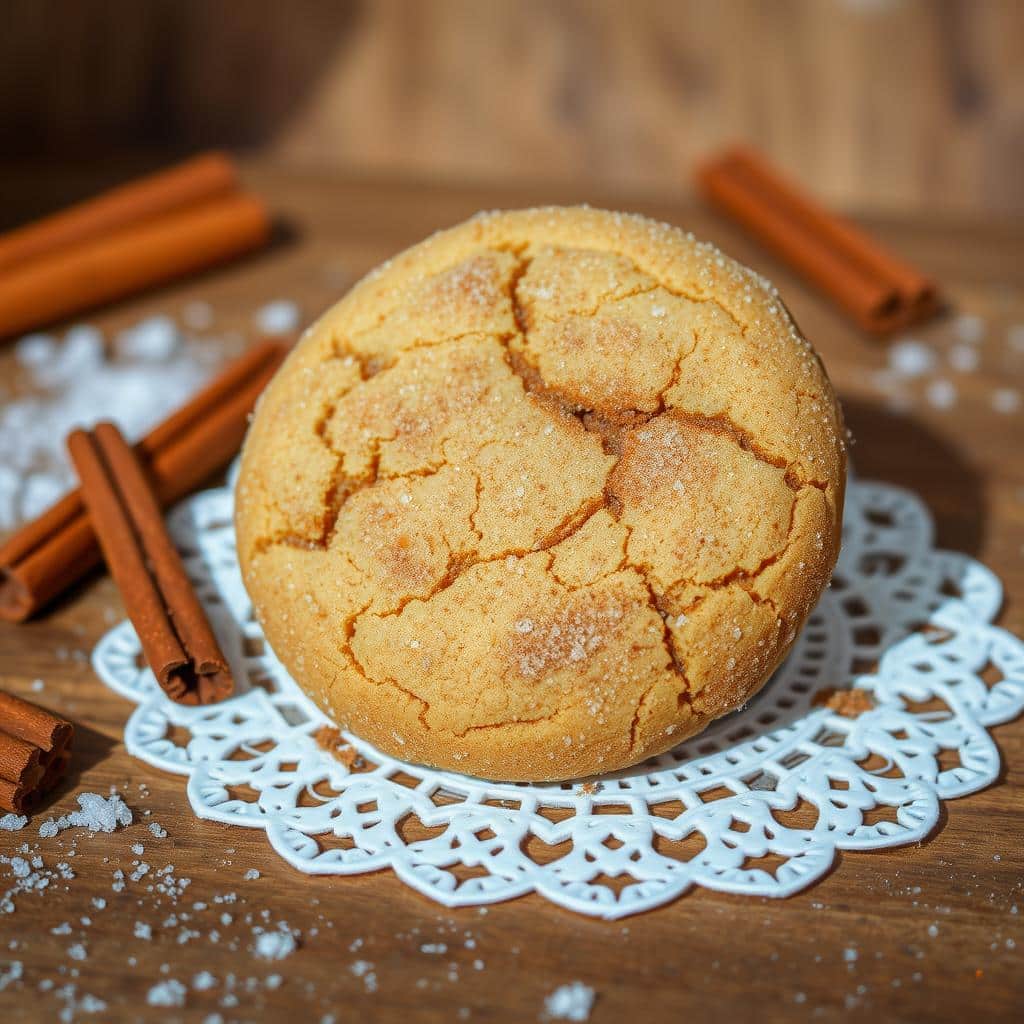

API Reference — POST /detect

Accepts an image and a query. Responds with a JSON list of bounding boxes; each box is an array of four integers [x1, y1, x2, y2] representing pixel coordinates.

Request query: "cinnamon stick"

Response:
[[0, 193, 271, 340], [0, 152, 239, 275], [697, 145, 939, 333], [0, 339, 288, 622], [69, 423, 234, 705], [0, 692, 74, 814]]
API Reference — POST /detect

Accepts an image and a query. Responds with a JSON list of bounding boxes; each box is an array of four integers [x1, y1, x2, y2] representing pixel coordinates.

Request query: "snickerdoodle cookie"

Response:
[[235, 207, 846, 781]]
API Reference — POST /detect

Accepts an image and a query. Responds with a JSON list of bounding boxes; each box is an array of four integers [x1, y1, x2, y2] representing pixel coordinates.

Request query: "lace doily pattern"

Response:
[[92, 473, 1024, 918]]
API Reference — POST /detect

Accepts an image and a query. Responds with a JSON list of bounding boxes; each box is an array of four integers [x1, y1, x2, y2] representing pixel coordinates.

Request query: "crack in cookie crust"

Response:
[[236, 207, 846, 781]]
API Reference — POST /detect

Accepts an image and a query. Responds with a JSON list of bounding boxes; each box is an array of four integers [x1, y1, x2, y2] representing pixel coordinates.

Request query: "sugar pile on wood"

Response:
[[0, 318, 215, 531], [544, 981, 596, 1021], [252, 926, 298, 961], [38, 794, 132, 838]]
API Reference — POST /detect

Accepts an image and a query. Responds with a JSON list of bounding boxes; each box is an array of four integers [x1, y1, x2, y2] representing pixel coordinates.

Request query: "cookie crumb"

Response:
[[814, 688, 874, 717], [313, 726, 362, 769]]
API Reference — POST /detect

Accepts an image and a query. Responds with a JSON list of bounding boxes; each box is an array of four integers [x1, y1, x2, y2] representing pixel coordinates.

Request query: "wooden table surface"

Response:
[[7, 1, 1024, 220], [1, 166, 1023, 1023]]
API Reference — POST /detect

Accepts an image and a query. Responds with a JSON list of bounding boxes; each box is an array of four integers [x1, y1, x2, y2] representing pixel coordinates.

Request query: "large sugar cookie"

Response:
[[236, 207, 846, 781]]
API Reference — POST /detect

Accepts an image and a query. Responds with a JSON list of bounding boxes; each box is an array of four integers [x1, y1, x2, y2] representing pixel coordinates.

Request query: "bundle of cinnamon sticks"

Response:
[[71, 422, 235, 706], [1, 339, 288, 713], [0, 151, 271, 340], [697, 145, 939, 333], [0, 155, 290, 812], [0, 341, 289, 817], [0, 692, 74, 814]]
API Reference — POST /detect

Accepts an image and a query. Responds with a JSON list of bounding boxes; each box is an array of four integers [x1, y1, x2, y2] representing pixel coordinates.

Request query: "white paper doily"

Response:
[[91, 469, 1024, 919]]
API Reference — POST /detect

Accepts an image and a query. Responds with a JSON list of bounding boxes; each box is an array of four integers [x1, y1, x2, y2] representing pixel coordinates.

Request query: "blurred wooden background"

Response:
[[1, 0, 1022, 217]]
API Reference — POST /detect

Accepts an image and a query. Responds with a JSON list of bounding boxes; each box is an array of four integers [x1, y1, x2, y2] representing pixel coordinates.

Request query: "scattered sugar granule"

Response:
[[0, 961, 23, 992], [192, 971, 217, 992], [115, 315, 180, 361], [244, 868, 260, 881], [253, 929, 298, 961], [16, 472, 65, 524], [954, 313, 984, 344], [420, 943, 447, 955], [928, 924, 939, 937], [131, 843, 145, 857], [147, 979, 187, 1008], [77, 994, 107, 1015], [0, 815, 28, 835], [255, 300, 300, 336], [350, 960, 378, 993], [544, 981, 596, 1021], [134, 922, 152, 941], [67, 943, 88, 961], [888, 340, 935, 378], [992, 388, 1021, 414], [10, 858, 31, 878], [148, 822, 168, 840], [39, 793, 132, 836], [926, 379, 957, 410], [844, 948, 858, 963], [15, 333, 57, 369], [91, 898, 106, 911], [948, 344, 979, 373], [30, 679, 44, 693]]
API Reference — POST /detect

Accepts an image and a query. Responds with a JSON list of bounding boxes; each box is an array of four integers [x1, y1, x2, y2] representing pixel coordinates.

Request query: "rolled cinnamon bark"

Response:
[[0, 734, 44, 796], [722, 146, 935, 314], [0, 692, 74, 814], [69, 423, 233, 705], [0, 151, 239, 274], [0, 192, 271, 340], [0, 690, 74, 751], [697, 145, 939, 333]]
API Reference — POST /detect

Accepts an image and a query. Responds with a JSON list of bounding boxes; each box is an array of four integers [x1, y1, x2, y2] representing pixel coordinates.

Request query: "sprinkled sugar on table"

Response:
[[1, 163, 1023, 1022]]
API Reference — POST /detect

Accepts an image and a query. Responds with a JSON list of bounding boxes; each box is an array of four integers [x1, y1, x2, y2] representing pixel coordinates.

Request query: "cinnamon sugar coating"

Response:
[[236, 207, 846, 781]]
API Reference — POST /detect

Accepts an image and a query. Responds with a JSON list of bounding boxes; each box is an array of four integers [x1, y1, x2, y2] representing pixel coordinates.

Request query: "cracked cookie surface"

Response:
[[235, 206, 847, 781]]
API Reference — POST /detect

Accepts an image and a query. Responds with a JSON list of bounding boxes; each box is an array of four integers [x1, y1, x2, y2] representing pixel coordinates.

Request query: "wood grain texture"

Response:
[[0, 165, 1022, 1022], [2, 0, 1024, 217]]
